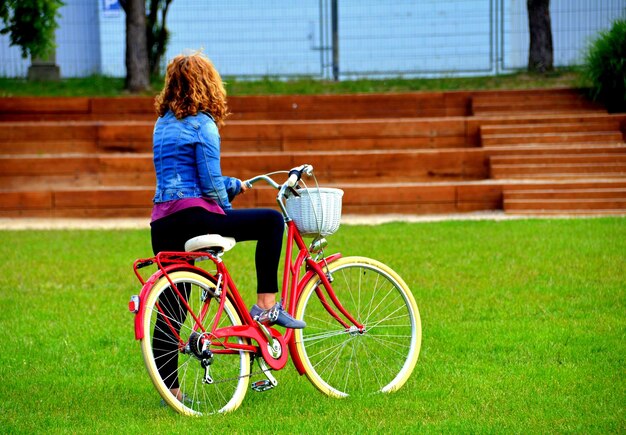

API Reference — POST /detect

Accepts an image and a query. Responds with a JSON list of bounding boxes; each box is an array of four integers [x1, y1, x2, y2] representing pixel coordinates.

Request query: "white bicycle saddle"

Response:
[[184, 234, 236, 254]]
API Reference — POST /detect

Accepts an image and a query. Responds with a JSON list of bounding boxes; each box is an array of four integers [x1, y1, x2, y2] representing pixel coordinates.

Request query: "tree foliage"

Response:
[[583, 19, 626, 112], [0, 0, 64, 59]]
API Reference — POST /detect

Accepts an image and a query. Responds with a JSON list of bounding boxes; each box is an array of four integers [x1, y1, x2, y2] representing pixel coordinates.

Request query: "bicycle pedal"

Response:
[[251, 379, 276, 392]]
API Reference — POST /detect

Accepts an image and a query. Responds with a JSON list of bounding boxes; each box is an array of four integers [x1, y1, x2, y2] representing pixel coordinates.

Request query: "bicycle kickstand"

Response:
[[251, 358, 278, 392]]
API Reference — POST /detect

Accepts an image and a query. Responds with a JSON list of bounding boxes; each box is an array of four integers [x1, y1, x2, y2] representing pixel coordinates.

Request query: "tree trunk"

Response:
[[527, 0, 553, 73], [147, 0, 173, 76], [124, 0, 150, 92]]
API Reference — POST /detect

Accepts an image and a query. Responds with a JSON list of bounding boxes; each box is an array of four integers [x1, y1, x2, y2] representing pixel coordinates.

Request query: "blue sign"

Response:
[[103, 0, 121, 18]]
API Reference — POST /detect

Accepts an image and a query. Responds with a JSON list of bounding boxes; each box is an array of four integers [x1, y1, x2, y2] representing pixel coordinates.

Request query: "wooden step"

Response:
[[0, 181, 504, 218], [504, 197, 626, 212], [468, 113, 626, 145], [0, 89, 621, 218], [0, 118, 471, 154], [484, 143, 626, 157], [502, 181, 626, 214], [491, 153, 626, 165], [471, 89, 605, 115], [505, 187, 626, 200], [0, 89, 606, 122], [504, 202, 626, 214], [227, 93, 471, 120], [503, 180, 626, 190], [0, 148, 489, 189], [481, 131, 623, 147], [491, 162, 626, 179], [0, 92, 472, 122], [473, 105, 606, 116], [472, 88, 591, 102], [2, 112, 622, 156], [480, 121, 622, 135], [473, 106, 607, 117]]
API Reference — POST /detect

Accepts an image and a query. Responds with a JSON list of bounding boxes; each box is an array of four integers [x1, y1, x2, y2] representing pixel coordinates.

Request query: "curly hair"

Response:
[[154, 52, 229, 127]]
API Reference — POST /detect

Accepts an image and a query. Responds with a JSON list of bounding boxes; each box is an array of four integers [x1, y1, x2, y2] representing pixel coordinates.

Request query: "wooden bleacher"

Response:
[[0, 88, 625, 218]]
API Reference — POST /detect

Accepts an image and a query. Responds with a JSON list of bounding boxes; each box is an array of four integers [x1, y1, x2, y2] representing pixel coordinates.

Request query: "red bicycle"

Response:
[[130, 164, 422, 416]]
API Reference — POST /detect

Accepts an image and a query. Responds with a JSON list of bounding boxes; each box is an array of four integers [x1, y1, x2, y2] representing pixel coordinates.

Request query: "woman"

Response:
[[150, 52, 304, 401]]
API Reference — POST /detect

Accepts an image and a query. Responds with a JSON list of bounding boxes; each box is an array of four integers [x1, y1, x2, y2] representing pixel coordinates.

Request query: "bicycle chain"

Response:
[[209, 368, 268, 385], [206, 355, 273, 385]]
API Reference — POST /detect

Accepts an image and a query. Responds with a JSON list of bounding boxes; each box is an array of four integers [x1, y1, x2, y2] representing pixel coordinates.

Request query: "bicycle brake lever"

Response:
[[287, 186, 301, 197]]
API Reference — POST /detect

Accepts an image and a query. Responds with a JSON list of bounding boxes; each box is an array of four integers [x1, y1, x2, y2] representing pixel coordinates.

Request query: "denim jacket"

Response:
[[152, 110, 241, 210]]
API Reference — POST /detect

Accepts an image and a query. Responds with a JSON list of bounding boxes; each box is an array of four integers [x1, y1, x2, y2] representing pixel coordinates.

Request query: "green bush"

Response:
[[582, 19, 626, 112]]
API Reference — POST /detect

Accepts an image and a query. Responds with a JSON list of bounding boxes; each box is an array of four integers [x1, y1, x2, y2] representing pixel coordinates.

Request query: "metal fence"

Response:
[[0, 0, 624, 79]]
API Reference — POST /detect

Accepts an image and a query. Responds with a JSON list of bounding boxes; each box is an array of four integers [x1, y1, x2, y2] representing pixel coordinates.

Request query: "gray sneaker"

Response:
[[250, 303, 306, 329]]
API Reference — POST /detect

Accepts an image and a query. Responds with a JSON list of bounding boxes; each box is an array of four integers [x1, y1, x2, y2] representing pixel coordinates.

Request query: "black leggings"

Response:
[[150, 206, 284, 390], [151, 206, 284, 293]]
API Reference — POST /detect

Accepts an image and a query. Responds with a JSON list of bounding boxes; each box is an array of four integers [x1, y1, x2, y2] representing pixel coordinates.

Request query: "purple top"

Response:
[[151, 197, 225, 222]]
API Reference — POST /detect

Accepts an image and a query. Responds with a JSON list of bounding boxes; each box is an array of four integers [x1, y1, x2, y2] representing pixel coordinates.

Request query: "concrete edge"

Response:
[[0, 211, 623, 230]]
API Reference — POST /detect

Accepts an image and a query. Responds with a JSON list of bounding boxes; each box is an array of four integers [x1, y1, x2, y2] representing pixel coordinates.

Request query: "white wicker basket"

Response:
[[285, 187, 344, 236]]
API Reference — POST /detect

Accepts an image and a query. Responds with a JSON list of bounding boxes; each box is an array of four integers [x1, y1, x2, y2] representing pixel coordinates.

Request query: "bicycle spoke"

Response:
[[301, 328, 352, 343]]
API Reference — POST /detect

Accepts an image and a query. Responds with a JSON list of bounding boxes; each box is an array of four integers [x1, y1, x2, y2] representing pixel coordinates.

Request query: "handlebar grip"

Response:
[[287, 173, 299, 187], [287, 164, 313, 187]]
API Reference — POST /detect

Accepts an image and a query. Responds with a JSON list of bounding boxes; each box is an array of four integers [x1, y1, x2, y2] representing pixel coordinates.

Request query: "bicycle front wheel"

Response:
[[294, 256, 421, 398], [139, 270, 250, 416]]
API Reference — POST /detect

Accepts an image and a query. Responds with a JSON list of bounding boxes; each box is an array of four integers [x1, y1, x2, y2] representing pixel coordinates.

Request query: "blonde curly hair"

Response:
[[155, 52, 229, 127]]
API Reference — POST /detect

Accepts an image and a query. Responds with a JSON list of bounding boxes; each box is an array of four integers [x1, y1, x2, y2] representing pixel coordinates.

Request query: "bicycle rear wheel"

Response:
[[140, 270, 250, 415], [294, 256, 421, 398]]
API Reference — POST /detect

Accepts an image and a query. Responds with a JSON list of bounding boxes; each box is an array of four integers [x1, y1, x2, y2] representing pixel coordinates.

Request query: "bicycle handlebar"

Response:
[[243, 164, 313, 190], [242, 164, 314, 219]]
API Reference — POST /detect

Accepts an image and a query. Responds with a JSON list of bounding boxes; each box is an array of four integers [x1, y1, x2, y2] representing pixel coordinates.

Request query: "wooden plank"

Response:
[[480, 121, 621, 135], [0, 155, 99, 175], [481, 131, 623, 146], [503, 180, 626, 190], [0, 140, 100, 155], [0, 122, 98, 141], [342, 184, 456, 205], [484, 144, 626, 157], [491, 154, 626, 165], [504, 198, 626, 211], [90, 97, 154, 115], [504, 188, 626, 200], [456, 183, 502, 202], [0, 191, 52, 209], [0, 97, 90, 114], [54, 188, 153, 208], [0, 174, 101, 190], [491, 162, 626, 173]]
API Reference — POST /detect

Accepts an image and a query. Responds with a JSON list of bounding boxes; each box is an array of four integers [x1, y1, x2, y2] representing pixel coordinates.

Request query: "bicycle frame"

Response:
[[132, 218, 364, 375]]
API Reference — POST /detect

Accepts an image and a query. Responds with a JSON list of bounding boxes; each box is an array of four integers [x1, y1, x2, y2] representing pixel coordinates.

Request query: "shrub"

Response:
[[582, 19, 626, 112]]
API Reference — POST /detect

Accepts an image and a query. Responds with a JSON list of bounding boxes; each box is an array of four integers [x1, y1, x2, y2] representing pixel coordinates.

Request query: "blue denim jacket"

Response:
[[152, 110, 241, 209]]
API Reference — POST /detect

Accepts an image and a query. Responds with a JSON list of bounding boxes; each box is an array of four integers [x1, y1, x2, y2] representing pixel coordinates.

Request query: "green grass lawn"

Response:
[[0, 217, 624, 433], [0, 68, 585, 97]]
